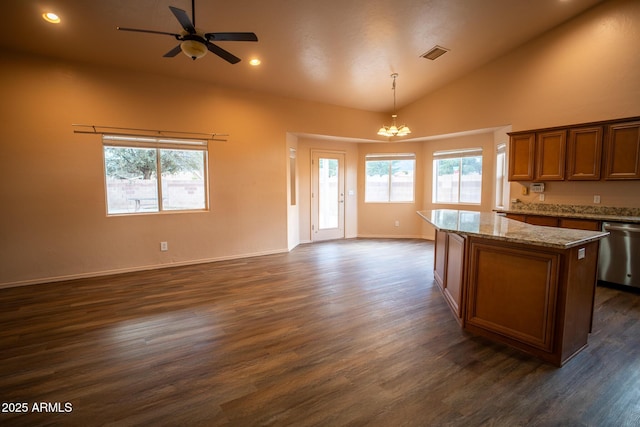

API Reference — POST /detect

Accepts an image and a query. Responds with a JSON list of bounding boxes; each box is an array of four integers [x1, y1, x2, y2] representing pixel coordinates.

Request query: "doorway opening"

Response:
[[311, 151, 345, 241]]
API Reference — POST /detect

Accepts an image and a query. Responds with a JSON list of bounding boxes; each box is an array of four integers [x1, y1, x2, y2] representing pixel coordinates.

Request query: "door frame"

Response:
[[311, 150, 346, 241]]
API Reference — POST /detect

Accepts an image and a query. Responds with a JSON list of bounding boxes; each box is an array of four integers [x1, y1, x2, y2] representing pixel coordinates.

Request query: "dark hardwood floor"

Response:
[[1, 239, 639, 426]]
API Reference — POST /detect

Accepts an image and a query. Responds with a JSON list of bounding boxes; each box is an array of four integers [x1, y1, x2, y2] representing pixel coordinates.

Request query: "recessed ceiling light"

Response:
[[42, 12, 61, 24], [249, 58, 261, 66]]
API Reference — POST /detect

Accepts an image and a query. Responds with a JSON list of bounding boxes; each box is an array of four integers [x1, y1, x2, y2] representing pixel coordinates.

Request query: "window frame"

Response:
[[364, 153, 416, 203], [102, 134, 209, 215], [432, 148, 483, 205], [494, 143, 508, 209]]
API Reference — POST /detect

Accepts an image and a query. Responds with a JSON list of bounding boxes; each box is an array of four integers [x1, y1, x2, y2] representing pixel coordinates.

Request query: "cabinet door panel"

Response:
[[505, 213, 526, 222], [558, 218, 600, 231], [443, 233, 465, 320], [466, 240, 559, 352], [604, 121, 640, 180], [536, 130, 566, 181], [508, 133, 535, 181], [567, 127, 602, 180], [434, 230, 447, 290]]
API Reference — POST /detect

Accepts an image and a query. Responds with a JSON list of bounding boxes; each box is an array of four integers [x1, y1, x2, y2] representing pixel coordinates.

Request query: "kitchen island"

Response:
[[418, 209, 609, 366]]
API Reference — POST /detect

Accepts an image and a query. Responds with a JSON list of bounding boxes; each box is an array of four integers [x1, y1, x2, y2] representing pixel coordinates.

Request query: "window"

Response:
[[433, 148, 482, 204], [495, 143, 508, 209], [289, 148, 296, 206], [103, 135, 208, 215], [365, 153, 415, 203]]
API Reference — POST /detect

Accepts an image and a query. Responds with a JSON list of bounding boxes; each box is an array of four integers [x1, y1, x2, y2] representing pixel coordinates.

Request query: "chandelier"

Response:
[[377, 73, 411, 137]]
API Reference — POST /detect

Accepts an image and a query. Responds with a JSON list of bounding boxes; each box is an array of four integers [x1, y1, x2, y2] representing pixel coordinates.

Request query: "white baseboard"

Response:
[[0, 248, 290, 289], [356, 234, 429, 240]]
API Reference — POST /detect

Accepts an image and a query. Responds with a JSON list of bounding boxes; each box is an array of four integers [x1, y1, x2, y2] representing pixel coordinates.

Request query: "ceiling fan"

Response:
[[116, 0, 258, 64]]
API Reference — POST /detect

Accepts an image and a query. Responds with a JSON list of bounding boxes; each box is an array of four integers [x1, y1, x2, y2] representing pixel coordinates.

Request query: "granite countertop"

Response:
[[498, 203, 640, 224], [417, 209, 609, 249]]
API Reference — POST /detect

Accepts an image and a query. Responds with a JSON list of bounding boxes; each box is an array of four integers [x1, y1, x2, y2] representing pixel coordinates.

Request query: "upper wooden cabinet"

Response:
[[508, 116, 640, 182], [536, 130, 566, 181], [508, 133, 535, 181], [604, 121, 640, 180], [567, 126, 603, 180], [508, 131, 566, 181]]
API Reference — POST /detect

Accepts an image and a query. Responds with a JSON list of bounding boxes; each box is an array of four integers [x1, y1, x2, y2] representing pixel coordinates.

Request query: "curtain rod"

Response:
[[72, 124, 228, 142]]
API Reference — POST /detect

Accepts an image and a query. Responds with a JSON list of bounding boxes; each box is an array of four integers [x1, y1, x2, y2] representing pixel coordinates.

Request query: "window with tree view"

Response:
[[103, 135, 208, 214], [433, 148, 482, 204], [365, 153, 415, 202]]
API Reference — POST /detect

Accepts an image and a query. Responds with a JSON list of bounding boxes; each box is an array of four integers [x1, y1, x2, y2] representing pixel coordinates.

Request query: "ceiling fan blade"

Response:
[[206, 42, 241, 64], [205, 32, 258, 42], [163, 45, 183, 58], [117, 27, 181, 38], [169, 6, 196, 34]]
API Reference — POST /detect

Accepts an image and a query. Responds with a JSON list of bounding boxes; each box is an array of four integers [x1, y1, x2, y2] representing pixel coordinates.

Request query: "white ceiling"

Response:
[[1, 0, 603, 113]]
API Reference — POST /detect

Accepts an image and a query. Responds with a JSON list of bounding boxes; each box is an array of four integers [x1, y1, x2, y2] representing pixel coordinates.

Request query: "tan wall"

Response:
[[1, 0, 639, 286], [0, 52, 381, 286], [401, 0, 640, 213], [401, 0, 640, 134], [512, 180, 640, 208], [357, 141, 425, 238]]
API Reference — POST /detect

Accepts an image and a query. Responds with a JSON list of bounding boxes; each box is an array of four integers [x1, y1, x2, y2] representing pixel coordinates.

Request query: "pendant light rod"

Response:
[[391, 72, 398, 114], [377, 73, 411, 138]]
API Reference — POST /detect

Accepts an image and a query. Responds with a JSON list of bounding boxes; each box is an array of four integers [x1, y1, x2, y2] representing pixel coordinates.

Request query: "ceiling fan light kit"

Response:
[[116, 0, 258, 64], [180, 38, 208, 60], [378, 73, 411, 138]]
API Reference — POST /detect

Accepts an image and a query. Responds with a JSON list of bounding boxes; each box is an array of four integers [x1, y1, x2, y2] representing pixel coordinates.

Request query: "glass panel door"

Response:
[[318, 157, 339, 229], [312, 151, 345, 241]]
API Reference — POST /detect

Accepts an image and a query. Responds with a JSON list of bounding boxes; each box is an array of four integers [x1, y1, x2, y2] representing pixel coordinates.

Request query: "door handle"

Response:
[[604, 225, 640, 233]]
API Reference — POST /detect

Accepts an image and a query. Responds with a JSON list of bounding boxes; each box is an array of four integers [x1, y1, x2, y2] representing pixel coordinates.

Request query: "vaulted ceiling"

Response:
[[1, 0, 603, 112]]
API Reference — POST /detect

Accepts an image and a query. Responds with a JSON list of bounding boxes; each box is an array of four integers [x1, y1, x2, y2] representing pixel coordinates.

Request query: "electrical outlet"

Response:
[[539, 194, 545, 201], [160, 241, 168, 251], [594, 195, 601, 204], [394, 220, 400, 227], [578, 247, 586, 260]]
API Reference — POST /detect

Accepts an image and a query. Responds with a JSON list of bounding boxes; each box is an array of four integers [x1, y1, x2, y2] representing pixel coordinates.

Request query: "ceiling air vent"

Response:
[[421, 45, 449, 61]]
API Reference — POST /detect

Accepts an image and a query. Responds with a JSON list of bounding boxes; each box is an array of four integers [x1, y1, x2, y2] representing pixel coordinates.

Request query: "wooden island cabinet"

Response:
[[418, 209, 608, 366], [434, 230, 466, 323]]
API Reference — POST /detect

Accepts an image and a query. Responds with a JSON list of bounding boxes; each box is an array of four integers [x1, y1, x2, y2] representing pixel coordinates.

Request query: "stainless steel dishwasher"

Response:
[[598, 222, 640, 288]]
